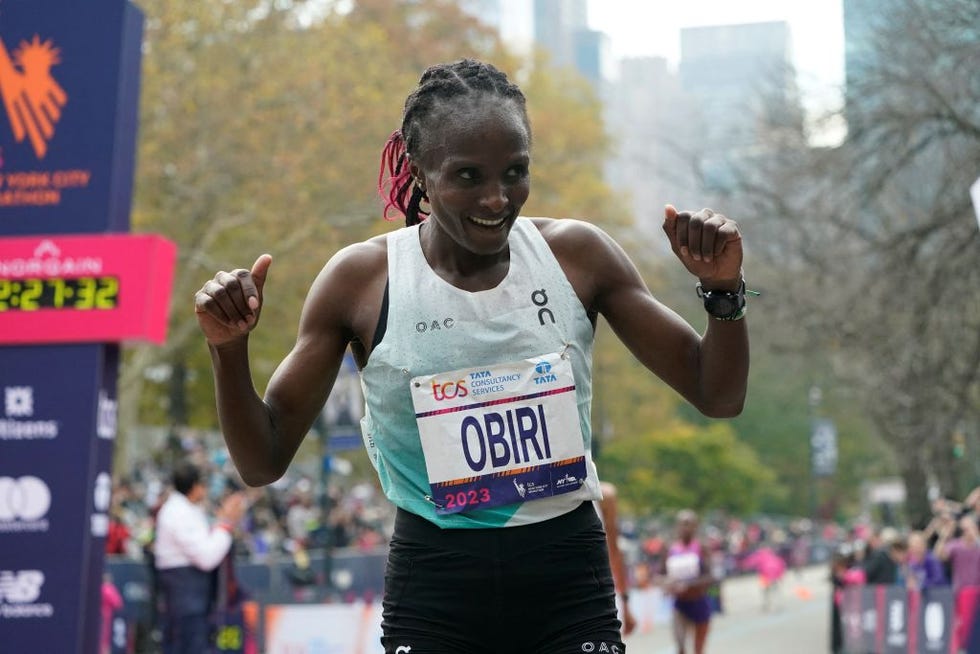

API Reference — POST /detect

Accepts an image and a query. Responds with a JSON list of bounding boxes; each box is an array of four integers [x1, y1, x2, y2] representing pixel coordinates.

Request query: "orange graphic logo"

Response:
[[0, 35, 67, 159]]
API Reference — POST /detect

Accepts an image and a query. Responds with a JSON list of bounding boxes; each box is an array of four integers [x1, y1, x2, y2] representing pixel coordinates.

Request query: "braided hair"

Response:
[[378, 59, 529, 226]]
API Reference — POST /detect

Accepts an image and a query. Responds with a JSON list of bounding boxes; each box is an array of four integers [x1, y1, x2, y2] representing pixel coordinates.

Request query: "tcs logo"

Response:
[[431, 380, 467, 401]]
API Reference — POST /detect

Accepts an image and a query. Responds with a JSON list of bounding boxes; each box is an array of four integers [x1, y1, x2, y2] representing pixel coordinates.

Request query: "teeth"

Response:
[[469, 215, 506, 227]]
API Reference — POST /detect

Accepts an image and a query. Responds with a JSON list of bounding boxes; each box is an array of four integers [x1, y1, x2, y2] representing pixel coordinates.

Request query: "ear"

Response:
[[407, 156, 424, 188]]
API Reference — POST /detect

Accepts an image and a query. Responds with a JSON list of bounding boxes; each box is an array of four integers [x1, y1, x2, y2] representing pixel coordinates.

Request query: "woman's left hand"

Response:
[[662, 204, 743, 288]]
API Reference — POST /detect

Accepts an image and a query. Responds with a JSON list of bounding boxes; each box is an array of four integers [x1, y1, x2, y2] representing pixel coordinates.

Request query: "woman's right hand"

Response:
[[194, 254, 272, 346]]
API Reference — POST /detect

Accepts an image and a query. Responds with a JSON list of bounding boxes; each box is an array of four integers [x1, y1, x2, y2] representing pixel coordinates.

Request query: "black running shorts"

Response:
[[381, 501, 626, 654]]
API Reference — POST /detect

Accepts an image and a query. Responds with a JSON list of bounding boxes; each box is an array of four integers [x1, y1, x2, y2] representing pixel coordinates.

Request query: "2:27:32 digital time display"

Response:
[[0, 277, 120, 311]]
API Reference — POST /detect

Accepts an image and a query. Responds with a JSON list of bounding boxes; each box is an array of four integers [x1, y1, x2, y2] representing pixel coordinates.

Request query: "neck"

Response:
[[419, 220, 511, 291]]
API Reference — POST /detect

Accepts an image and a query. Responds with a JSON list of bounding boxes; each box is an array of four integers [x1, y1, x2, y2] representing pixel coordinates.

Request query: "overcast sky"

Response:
[[586, 0, 846, 114]]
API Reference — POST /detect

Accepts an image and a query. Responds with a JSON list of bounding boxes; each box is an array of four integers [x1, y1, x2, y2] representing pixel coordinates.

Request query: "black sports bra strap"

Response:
[[371, 279, 390, 352]]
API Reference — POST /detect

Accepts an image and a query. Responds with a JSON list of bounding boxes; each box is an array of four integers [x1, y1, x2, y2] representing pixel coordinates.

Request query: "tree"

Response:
[[730, 0, 980, 526], [600, 418, 778, 515], [122, 1, 396, 462], [520, 54, 630, 226], [118, 0, 633, 469]]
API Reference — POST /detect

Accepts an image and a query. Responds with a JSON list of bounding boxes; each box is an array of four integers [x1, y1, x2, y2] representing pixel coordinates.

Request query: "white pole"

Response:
[[971, 175, 980, 231]]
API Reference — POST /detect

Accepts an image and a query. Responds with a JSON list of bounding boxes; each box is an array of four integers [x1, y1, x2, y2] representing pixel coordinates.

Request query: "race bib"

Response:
[[410, 351, 588, 515], [666, 552, 701, 582]]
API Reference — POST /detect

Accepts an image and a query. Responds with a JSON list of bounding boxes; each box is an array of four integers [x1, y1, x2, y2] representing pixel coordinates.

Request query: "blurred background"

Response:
[[73, 0, 978, 650], [118, 0, 979, 533]]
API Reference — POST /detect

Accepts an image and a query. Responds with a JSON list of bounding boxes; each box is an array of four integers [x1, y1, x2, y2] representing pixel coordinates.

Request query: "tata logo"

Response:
[[533, 361, 557, 385], [0, 35, 67, 159], [431, 380, 467, 401]]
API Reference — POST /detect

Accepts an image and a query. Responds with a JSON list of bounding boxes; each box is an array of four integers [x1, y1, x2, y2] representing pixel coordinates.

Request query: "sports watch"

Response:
[[696, 278, 746, 321]]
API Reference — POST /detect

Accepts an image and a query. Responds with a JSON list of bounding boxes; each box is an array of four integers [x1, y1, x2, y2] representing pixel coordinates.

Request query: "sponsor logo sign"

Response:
[[1, 386, 59, 441], [0, 476, 51, 533], [0, 570, 54, 619]]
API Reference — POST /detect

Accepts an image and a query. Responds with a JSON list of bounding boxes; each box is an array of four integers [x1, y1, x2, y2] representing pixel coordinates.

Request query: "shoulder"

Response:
[[526, 217, 637, 308], [286, 233, 391, 341], [321, 233, 389, 281], [526, 216, 639, 282], [305, 233, 388, 309], [529, 216, 613, 253]]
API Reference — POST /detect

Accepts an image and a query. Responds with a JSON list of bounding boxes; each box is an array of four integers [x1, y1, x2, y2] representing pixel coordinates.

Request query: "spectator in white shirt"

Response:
[[154, 461, 246, 654]]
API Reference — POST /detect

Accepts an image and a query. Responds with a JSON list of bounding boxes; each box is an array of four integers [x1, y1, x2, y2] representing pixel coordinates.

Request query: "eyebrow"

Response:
[[443, 153, 530, 167]]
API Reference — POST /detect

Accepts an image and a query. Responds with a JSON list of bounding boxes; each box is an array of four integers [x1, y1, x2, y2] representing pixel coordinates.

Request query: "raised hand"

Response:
[[662, 204, 743, 288], [194, 254, 272, 346]]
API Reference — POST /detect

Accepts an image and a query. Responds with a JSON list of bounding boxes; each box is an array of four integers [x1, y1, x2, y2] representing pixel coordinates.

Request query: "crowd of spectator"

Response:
[[829, 487, 980, 591], [95, 431, 980, 654], [106, 437, 831, 585], [103, 437, 395, 567], [104, 436, 980, 651], [105, 436, 846, 582], [829, 487, 980, 653]]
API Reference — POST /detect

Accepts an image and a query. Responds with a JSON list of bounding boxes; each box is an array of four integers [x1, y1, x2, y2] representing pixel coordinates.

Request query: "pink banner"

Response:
[[0, 233, 176, 344], [954, 586, 980, 653]]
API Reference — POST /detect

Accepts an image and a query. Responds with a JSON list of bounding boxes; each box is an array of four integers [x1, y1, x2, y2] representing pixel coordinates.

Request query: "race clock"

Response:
[[0, 234, 176, 344], [0, 276, 120, 311]]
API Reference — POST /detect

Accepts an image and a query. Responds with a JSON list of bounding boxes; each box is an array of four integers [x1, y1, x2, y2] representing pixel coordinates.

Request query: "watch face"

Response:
[[706, 295, 737, 317]]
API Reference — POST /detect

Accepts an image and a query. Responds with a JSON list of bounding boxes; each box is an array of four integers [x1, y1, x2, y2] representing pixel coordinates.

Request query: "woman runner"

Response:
[[194, 59, 749, 654]]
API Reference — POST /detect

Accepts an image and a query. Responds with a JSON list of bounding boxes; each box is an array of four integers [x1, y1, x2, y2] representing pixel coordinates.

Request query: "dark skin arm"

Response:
[[598, 481, 637, 636], [536, 205, 748, 417], [195, 239, 387, 486]]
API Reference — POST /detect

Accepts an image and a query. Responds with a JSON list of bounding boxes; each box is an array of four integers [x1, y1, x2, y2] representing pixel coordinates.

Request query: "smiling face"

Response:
[[409, 97, 531, 258]]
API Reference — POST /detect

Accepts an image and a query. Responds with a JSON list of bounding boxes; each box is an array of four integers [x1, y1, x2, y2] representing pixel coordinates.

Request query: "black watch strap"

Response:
[[696, 278, 747, 320]]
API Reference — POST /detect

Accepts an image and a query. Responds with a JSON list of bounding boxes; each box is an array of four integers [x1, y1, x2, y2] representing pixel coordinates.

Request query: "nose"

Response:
[[479, 181, 507, 213]]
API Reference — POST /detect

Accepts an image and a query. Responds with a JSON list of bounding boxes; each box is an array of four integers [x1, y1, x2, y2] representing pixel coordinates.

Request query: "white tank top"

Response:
[[359, 217, 601, 528]]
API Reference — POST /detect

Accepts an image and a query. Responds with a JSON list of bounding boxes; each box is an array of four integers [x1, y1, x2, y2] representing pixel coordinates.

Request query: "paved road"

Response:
[[623, 565, 833, 653]]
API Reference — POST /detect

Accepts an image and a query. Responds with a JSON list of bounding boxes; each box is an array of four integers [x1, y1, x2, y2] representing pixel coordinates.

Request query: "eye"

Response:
[[457, 168, 478, 181], [506, 165, 528, 180]]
